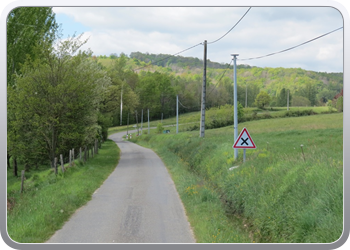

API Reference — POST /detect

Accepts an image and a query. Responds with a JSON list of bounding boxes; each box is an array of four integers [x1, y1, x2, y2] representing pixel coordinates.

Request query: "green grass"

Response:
[[7, 140, 120, 243], [130, 113, 343, 243], [108, 106, 337, 135]]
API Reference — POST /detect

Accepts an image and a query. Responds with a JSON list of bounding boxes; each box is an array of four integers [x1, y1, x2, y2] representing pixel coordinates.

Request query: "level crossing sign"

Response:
[[233, 127, 256, 149]]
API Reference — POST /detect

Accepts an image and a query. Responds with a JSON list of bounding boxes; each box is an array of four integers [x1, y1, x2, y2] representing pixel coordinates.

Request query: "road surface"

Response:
[[46, 130, 195, 243]]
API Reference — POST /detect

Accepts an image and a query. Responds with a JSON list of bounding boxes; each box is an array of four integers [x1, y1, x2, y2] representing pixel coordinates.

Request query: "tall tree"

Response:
[[7, 7, 59, 87], [7, 7, 59, 172], [8, 36, 111, 169]]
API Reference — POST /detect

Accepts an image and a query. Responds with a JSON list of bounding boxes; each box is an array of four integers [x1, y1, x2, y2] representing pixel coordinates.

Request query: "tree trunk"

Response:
[[13, 157, 18, 177], [7, 152, 11, 169]]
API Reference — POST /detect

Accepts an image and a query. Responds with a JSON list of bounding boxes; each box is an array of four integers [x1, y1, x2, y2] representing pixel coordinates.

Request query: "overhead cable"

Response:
[[178, 98, 190, 109], [207, 59, 233, 98], [239, 27, 343, 61], [207, 7, 252, 44], [133, 43, 203, 71]]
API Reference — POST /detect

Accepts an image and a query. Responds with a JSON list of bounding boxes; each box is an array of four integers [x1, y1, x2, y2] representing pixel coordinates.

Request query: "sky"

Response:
[[52, 6, 344, 73]]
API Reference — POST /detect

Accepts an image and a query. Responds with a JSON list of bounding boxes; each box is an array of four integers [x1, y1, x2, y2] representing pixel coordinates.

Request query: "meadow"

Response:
[[130, 112, 343, 243]]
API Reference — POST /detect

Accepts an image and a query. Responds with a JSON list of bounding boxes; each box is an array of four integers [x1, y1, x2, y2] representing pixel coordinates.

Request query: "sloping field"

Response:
[[131, 113, 343, 243]]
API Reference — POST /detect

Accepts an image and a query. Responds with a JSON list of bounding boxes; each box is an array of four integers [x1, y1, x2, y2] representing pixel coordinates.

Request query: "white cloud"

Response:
[[53, 6, 344, 72]]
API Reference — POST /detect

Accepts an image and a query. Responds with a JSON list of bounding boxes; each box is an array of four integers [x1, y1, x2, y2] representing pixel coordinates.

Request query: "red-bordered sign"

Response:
[[233, 127, 256, 149]]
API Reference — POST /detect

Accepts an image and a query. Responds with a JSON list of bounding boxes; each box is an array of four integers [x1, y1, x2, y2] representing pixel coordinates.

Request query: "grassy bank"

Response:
[[7, 139, 120, 243], [130, 113, 343, 243]]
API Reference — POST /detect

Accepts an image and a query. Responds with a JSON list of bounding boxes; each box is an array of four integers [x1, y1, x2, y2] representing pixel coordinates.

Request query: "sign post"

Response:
[[233, 127, 256, 162]]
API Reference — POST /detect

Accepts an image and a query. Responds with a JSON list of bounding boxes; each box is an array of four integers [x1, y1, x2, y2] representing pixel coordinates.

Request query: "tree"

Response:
[[277, 88, 292, 107], [7, 7, 59, 172], [254, 91, 271, 109], [136, 71, 175, 119], [7, 7, 59, 87], [104, 55, 139, 126], [8, 36, 111, 169]]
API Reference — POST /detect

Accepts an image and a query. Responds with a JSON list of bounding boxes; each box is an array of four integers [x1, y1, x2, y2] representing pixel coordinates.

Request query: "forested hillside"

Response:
[[95, 52, 343, 125]]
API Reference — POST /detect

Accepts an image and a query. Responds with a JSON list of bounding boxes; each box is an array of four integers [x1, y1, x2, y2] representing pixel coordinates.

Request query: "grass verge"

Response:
[[130, 113, 343, 243], [6, 139, 120, 243]]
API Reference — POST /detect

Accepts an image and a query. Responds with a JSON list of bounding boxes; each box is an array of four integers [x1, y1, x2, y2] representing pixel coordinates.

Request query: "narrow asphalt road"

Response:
[[46, 130, 195, 243]]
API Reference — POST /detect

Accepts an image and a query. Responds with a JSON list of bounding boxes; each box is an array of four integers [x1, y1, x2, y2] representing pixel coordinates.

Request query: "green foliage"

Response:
[[7, 7, 59, 87], [336, 96, 343, 112], [292, 95, 311, 107], [136, 71, 175, 120], [277, 88, 292, 107], [254, 91, 271, 108], [204, 103, 244, 129], [156, 123, 164, 134], [8, 35, 110, 169]]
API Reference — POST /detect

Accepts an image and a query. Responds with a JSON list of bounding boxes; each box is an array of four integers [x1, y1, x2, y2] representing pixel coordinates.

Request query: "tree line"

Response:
[[7, 8, 112, 176]]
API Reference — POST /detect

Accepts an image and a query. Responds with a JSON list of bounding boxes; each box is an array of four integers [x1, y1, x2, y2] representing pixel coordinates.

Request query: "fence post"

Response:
[[72, 148, 75, 162], [20, 170, 25, 193], [84, 146, 87, 163], [60, 154, 65, 173], [54, 157, 58, 175], [69, 150, 72, 167]]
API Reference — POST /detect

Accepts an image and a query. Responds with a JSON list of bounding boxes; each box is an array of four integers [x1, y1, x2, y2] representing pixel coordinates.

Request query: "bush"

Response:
[[156, 123, 164, 134], [336, 96, 343, 112]]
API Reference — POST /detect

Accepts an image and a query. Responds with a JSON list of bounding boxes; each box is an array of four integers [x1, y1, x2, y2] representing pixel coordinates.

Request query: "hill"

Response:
[[97, 52, 342, 101]]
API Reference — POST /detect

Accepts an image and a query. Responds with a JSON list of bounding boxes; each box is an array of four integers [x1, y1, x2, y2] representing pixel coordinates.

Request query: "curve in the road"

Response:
[[46, 130, 195, 243]]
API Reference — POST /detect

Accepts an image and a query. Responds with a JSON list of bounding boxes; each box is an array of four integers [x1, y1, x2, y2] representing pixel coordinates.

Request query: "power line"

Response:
[[206, 59, 233, 98], [207, 7, 252, 45], [132, 7, 251, 71], [133, 43, 203, 71], [178, 98, 190, 109], [239, 27, 343, 61]]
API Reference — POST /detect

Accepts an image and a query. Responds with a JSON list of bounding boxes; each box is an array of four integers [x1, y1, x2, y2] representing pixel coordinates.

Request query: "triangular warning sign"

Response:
[[233, 127, 256, 149]]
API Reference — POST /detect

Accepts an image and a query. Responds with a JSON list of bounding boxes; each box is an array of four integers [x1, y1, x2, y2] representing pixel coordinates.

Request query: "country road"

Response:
[[46, 130, 195, 243]]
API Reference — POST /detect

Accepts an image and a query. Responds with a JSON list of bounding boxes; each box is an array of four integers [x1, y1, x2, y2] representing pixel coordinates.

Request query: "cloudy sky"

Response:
[[51, 6, 343, 73]]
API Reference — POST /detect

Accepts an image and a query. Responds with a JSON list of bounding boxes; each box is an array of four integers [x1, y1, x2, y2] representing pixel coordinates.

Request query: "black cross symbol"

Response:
[[240, 137, 249, 145]]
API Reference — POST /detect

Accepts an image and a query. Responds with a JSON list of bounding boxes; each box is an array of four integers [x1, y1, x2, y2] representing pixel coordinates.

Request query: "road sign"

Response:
[[233, 127, 256, 149]]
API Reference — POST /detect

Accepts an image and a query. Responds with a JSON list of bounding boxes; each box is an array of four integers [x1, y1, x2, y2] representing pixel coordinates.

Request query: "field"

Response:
[[7, 107, 343, 243], [130, 112, 343, 243], [108, 106, 336, 136]]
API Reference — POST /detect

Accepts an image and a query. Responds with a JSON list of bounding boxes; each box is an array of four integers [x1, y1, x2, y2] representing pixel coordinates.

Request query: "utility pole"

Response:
[[127, 112, 129, 135], [136, 110, 139, 136], [148, 109, 150, 134], [200, 40, 207, 138], [245, 84, 248, 108], [141, 109, 143, 135], [231, 54, 239, 160], [120, 85, 123, 126], [176, 95, 179, 134]]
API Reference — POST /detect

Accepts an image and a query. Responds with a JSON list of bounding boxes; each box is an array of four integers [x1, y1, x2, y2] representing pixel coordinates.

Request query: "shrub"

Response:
[[156, 123, 164, 134]]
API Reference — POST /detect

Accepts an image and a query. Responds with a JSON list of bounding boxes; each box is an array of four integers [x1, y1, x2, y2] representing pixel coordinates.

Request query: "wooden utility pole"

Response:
[[200, 40, 207, 138]]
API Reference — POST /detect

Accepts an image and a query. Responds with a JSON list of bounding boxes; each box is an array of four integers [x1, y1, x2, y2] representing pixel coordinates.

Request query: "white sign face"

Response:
[[233, 127, 256, 149]]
